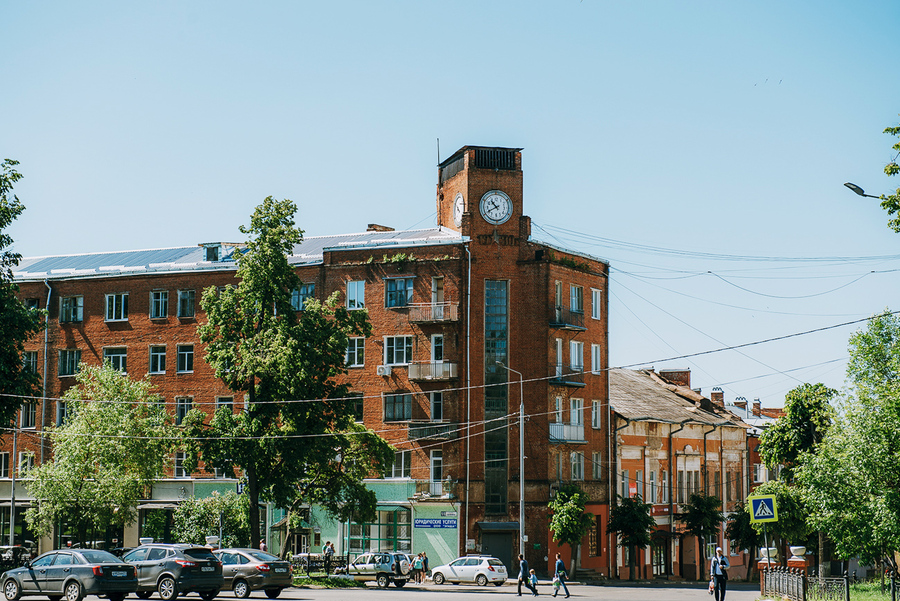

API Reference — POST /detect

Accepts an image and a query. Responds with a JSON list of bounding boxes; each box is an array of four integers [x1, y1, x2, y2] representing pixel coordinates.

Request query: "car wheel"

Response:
[[475, 574, 488, 587], [64, 581, 83, 601], [157, 576, 177, 601], [376, 574, 390, 589], [136, 592, 152, 599], [394, 580, 405, 588], [263, 590, 281, 599], [432, 573, 445, 585], [233, 580, 250, 599], [199, 590, 219, 601], [3, 580, 20, 601]]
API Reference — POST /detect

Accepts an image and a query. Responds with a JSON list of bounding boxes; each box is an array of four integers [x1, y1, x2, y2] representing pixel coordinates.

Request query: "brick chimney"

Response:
[[734, 396, 748, 410], [658, 368, 691, 389], [710, 387, 724, 407], [752, 399, 762, 416]]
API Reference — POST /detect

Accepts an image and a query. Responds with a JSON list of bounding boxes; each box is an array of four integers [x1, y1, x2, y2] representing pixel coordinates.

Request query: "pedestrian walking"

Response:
[[553, 553, 569, 598], [323, 541, 335, 575], [413, 553, 424, 583], [529, 569, 539, 597], [422, 551, 429, 581], [517, 554, 537, 596], [259, 540, 267, 552], [710, 546, 729, 601]]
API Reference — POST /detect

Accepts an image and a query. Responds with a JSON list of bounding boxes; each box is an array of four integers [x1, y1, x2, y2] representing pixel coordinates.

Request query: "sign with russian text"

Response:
[[414, 519, 457, 529], [748, 495, 778, 523]]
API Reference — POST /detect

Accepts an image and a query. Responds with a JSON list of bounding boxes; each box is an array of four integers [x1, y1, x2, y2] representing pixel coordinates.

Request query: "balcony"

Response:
[[409, 303, 459, 323], [408, 361, 458, 381], [408, 421, 458, 440], [414, 478, 454, 498], [549, 364, 586, 387], [549, 305, 586, 331], [549, 422, 586, 443]]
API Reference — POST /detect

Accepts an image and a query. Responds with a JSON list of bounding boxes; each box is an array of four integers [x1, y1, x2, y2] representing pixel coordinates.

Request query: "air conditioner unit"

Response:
[[376, 365, 392, 377]]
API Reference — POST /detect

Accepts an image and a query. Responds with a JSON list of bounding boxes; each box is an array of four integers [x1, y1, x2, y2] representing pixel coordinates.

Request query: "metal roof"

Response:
[[609, 368, 732, 426]]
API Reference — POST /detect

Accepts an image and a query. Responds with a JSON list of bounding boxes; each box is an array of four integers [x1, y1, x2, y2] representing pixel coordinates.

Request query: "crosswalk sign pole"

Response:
[[763, 523, 769, 566]]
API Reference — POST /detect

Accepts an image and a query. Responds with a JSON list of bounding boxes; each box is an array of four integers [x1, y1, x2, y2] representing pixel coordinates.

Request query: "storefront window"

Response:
[[347, 508, 411, 554]]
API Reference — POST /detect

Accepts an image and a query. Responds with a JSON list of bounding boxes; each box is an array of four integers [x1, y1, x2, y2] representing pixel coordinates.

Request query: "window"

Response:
[[661, 470, 669, 503], [105, 293, 129, 321], [0, 453, 8, 479], [714, 471, 721, 499], [22, 351, 38, 374], [570, 398, 584, 425], [753, 463, 767, 483], [60, 296, 83, 322], [554, 396, 563, 423], [591, 400, 601, 429], [431, 334, 443, 362], [649, 471, 657, 503], [103, 347, 127, 373], [621, 469, 630, 498], [176, 345, 194, 373], [347, 280, 365, 310], [591, 344, 602, 374], [149, 346, 166, 374], [58, 349, 81, 377], [177, 290, 195, 318], [385, 278, 414, 308], [636, 469, 644, 498], [175, 397, 192, 425], [349, 393, 364, 423], [384, 336, 413, 365], [174, 452, 188, 478], [56, 401, 68, 426], [431, 392, 443, 422], [591, 288, 602, 320], [216, 397, 233, 413], [18, 452, 34, 477], [554, 338, 563, 376], [571, 452, 584, 481], [24, 298, 39, 310], [570, 285, 583, 313], [389, 450, 411, 478], [384, 393, 412, 422], [346, 337, 365, 367], [291, 283, 315, 310], [677, 470, 685, 504], [20, 402, 36, 429], [592, 451, 602, 480], [150, 291, 168, 319], [570, 340, 583, 371]]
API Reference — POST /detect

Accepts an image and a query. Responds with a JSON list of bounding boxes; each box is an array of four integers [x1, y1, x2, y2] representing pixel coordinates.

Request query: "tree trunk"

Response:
[[818, 530, 826, 577], [568, 543, 580, 580], [628, 545, 636, 581]]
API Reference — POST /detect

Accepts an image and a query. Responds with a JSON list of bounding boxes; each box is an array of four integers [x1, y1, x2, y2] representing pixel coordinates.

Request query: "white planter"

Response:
[[759, 547, 778, 560], [789, 546, 806, 560]]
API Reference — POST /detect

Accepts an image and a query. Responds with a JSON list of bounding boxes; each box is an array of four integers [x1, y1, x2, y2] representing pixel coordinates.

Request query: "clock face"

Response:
[[453, 193, 465, 227], [479, 190, 512, 225]]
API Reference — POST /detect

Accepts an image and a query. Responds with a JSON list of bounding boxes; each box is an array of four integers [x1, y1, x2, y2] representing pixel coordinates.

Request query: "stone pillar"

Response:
[[788, 554, 811, 574], [757, 560, 774, 595]]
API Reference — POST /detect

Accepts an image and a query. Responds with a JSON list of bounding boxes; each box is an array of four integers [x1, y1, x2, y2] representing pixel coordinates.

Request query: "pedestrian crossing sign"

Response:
[[748, 495, 778, 523]]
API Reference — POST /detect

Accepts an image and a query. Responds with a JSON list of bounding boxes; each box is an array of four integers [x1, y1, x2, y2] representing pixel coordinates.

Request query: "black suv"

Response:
[[122, 544, 223, 601]]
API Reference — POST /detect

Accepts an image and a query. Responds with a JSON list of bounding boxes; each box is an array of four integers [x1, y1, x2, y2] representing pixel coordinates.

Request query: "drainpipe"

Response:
[[612, 415, 629, 579], [464, 243, 471, 555], [702, 425, 716, 496], [41, 280, 52, 465], [669, 420, 690, 577]]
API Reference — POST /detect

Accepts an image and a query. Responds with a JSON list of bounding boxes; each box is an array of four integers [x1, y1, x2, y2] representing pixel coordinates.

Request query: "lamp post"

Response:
[[844, 182, 881, 199], [496, 361, 525, 558]]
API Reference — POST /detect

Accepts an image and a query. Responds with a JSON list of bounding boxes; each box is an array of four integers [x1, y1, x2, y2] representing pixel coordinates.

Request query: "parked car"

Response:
[[429, 555, 508, 586], [122, 544, 223, 601], [346, 552, 410, 588], [0, 549, 138, 601], [212, 549, 291, 598]]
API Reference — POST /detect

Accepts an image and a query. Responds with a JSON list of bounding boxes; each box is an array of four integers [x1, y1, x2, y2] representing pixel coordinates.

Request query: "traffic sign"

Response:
[[748, 494, 778, 523]]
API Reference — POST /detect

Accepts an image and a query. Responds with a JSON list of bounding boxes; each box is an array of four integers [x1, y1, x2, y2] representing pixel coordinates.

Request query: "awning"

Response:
[[376, 505, 410, 512], [476, 521, 519, 531], [136, 503, 178, 510]]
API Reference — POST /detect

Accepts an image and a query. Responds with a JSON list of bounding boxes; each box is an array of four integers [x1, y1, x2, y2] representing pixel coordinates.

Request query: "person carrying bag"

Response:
[[709, 546, 729, 601]]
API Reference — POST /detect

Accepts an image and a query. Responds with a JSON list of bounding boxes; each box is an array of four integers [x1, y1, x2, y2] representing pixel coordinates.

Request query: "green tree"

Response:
[[748, 480, 810, 561], [172, 491, 249, 548], [0, 159, 44, 427], [873, 119, 900, 232], [758, 382, 835, 481], [725, 503, 761, 579], [548, 484, 594, 577], [607, 495, 654, 581], [183, 196, 393, 548], [25, 365, 174, 544], [796, 311, 900, 569], [678, 492, 725, 579]]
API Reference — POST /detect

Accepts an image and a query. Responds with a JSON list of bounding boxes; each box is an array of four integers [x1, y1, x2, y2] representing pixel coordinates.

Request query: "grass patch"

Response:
[[292, 575, 366, 588]]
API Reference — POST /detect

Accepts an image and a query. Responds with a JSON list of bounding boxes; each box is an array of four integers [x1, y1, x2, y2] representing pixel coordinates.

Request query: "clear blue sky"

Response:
[[4, 0, 900, 409]]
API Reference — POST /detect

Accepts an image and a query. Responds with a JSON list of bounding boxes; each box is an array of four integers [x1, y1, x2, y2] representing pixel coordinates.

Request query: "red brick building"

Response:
[[10, 146, 611, 575]]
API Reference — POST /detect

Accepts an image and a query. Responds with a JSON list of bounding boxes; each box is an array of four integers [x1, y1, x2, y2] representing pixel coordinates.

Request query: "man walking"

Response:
[[323, 541, 334, 575], [517, 554, 537, 596], [553, 553, 569, 598], [710, 546, 729, 601]]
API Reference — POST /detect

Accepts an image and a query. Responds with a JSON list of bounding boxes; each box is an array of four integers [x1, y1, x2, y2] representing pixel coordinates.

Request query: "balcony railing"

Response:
[[408, 362, 458, 381], [408, 303, 459, 323], [408, 421, 458, 440], [549, 422, 586, 443], [414, 478, 453, 498], [549, 305, 586, 330], [549, 364, 586, 387]]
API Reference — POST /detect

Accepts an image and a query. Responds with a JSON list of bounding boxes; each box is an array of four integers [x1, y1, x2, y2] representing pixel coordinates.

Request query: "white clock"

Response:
[[479, 190, 512, 225], [453, 193, 465, 227]]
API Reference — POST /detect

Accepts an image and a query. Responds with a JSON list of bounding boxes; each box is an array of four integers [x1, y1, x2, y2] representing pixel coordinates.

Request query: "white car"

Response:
[[430, 555, 508, 586]]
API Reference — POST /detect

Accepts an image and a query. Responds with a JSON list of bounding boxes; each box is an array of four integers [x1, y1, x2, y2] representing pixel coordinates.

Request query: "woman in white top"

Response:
[[709, 546, 729, 601]]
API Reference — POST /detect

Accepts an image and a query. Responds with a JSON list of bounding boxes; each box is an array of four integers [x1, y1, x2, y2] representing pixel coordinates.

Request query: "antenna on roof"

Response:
[[436, 138, 440, 164]]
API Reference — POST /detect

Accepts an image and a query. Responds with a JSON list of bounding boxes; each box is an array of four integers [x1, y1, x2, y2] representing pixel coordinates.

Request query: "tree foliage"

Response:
[[184, 196, 393, 548], [548, 484, 594, 576], [25, 365, 174, 543], [607, 494, 654, 580], [748, 480, 810, 554], [796, 311, 900, 566], [758, 382, 835, 481], [678, 492, 725, 576], [876, 120, 900, 232], [172, 491, 249, 548], [725, 503, 760, 571], [0, 159, 44, 427]]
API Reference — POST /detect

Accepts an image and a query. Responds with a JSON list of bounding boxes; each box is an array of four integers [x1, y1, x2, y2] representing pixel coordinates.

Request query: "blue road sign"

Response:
[[749, 494, 778, 523]]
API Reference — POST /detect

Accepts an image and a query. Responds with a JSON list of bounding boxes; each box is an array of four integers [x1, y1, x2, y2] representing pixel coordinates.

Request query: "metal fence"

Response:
[[761, 566, 851, 601]]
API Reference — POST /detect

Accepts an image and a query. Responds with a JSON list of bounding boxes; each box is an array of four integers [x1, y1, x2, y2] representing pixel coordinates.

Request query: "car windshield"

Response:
[[79, 550, 121, 564], [246, 550, 279, 562], [184, 548, 217, 561]]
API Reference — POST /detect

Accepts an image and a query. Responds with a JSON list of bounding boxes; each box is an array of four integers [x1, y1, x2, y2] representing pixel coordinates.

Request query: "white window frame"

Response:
[[430, 391, 443, 422], [570, 285, 583, 314], [150, 290, 168, 319], [390, 450, 411, 479], [570, 398, 584, 425], [346, 337, 365, 367], [347, 280, 365, 310], [570, 340, 584, 371], [555, 338, 563, 376], [591, 288, 602, 320], [59, 349, 81, 377], [103, 347, 127, 373], [621, 469, 630, 498], [175, 397, 192, 425], [431, 334, 443, 363], [176, 345, 194, 373], [636, 469, 644, 498], [384, 336, 413, 365], [174, 452, 188, 479], [0, 453, 8, 479], [571, 452, 584, 481], [177, 290, 195, 318], [216, 396, 233, 413], [592, 451, 602, 480], [105, 293, 129, 322], [554, 396, 563, 423], [18, 452, 34, 478], [661, 470, 669, 503], [591, 343, 602, 374], [384, 393, 412, 422], [149, 345, 166, 374], [56, 401, 68, 426], [20, 402, 36, 429], [385, 277, 414, 308], [23, 351, 38, 374], [591, 400, 601, 429], [60, 296, 83, 323], [649, 471, 657, 504]]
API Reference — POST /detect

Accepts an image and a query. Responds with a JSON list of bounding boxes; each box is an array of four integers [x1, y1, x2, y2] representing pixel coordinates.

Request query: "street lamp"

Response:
[[496, 361, 525, 558], [844, 182, 881, 199]]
